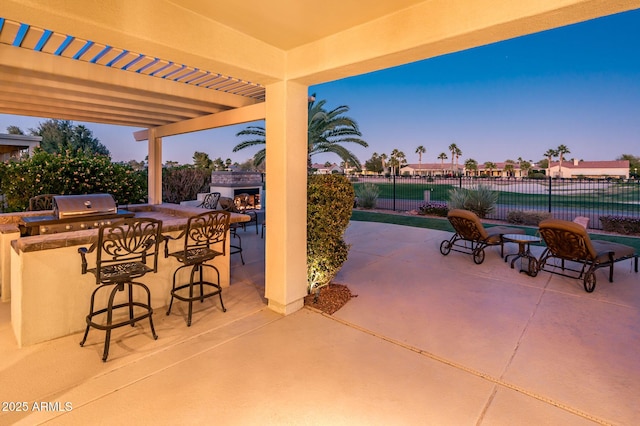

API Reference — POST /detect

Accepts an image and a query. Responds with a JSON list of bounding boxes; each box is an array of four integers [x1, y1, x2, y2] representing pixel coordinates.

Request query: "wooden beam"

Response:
[[134, 102, 265, 141]]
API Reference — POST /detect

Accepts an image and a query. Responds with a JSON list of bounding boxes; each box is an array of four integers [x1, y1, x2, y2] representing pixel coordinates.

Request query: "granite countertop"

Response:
[[8, 203, 250, 254]]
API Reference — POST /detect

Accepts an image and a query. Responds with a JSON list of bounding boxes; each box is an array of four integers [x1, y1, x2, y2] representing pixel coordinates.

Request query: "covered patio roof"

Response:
[[2, 0, 639, 315], [3, 1, 637, 132]]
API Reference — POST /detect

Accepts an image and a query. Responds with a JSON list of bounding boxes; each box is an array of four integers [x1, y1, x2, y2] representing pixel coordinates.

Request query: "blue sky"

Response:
[[2, 8, 639, 167]]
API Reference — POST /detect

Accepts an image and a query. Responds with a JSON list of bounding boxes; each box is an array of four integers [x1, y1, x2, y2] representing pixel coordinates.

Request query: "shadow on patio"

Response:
[[1, 220, 638, 424]]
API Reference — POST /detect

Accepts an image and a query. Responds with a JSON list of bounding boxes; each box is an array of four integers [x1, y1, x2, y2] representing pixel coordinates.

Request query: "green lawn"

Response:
[[350, 210, 640, 252], [352, 181, 640, 213]]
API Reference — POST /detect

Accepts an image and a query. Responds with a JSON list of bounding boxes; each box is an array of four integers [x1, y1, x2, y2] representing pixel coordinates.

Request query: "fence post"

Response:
[[393, 174, 396, 211], [548, 176, 552, 213], [459, 175, 462, 188]]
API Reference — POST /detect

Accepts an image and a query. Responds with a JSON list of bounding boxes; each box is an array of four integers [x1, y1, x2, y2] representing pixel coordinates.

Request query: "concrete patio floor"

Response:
[[1, 220, 639, 425]]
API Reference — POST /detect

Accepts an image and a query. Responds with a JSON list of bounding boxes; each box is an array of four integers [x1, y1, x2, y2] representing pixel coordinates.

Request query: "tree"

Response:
[[543, 148, 558, 177], [389, 149, 406, 175], [127, 159, 146, 171], [484, 161, 497, 177], [556, 144, 570, 177], [465, 158, 478, 176], [415, 145, 426, 175], [192, 151, 212, 169], [212, 157, 225, 171], [237, 158, 263, 172], [233, 94, 368, 170], [6, 125, 24, 135], [365, 152, 384, 174], [437, 152, 448, 174], [29, 119, 110, 157], [504, 159, 516, 177], [454, 146, 462, 175], [618, 154, 640, 176], [380, 153, 388, 174], [448, 143, 461, 175], [519, 160, 532, 177]]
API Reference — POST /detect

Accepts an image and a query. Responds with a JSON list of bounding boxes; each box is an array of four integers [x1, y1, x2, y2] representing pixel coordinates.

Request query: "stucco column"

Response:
[[147, 128, 162, 205], [264, 81, 308, 314]]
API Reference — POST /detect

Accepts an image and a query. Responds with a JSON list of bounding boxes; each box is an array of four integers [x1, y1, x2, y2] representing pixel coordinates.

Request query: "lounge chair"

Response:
[[537, 219, 638, 292], [440, 209, 525, 264]]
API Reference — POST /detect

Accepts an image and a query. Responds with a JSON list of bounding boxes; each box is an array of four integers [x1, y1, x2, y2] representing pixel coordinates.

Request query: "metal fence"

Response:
[[351, 175, 640, 230]]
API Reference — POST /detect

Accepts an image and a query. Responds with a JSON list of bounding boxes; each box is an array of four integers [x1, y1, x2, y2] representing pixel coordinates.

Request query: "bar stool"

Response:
[[164, 210, 231, 326], [78, 218, 163, 362], [219, 197, 245, 265], [198, 192, 221, 210]]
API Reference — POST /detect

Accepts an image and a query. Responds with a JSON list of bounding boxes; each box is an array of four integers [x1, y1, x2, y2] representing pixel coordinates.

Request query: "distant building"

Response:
[[0, 133, 42, 162], [476, 162, 526, 178], [400, 162, 453, 176], [311, 163, 343, 174], [548, 159, 629, 179]]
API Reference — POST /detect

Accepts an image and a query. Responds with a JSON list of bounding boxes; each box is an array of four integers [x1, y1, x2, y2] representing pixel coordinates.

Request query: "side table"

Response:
[[503, 234, 541, 277]]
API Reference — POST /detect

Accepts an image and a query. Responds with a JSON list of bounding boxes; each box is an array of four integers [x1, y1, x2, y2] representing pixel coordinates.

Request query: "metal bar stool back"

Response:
[[78, 218, 163, 361], [198, 192, 221, 210], [164, 210, 231, 326]]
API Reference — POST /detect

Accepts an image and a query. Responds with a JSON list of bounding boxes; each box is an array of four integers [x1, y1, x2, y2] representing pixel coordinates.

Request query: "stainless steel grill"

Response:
[[20, 194, 134, 236]]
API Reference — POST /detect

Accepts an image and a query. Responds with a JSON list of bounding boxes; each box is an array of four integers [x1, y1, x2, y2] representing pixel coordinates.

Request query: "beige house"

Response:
[[311, 163, 343, 174], [400, 163, 452, 176], [2, 1, 638, 316], [476, 161, 526, 178], [548, 159, 630, 179]]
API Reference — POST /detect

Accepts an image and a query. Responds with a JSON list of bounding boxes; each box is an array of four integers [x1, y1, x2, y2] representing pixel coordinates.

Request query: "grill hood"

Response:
[[53, 194, 118, 219]]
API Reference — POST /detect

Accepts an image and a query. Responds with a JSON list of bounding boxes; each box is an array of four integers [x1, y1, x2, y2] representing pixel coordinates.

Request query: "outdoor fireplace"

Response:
[[209, 172, 263, 207]]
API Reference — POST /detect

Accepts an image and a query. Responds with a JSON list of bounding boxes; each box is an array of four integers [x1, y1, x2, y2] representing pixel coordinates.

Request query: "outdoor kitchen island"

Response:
[[5, 203, 249, 347]]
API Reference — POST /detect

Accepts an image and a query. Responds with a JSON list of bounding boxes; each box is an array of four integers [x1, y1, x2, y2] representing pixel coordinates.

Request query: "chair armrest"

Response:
[[78, 243, 97, 274], [162, 231, 185, 258]]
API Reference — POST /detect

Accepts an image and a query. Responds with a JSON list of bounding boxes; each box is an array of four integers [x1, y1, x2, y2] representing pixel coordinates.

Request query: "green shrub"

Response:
[[447, 184, 498, 218], [0, 150, 147, 212], [507, 210, 552, 225], [530, 172, 547, 180], [355, 182, 379, 209], [307, 174, 354, 293], [162, 167, 211, 203]]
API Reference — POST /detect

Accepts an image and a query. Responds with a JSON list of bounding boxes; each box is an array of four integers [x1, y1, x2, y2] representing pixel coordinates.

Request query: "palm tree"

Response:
[[504, 159, 515, 177], [437, 152, 448, 175], [484, 161, 497, 177], [389, 149, 406, 176], [544, 148, 558, 177], [380, 153, 388, 175], [454, 146, 462, 175], [448, 143, 458, 174], [415, 145, 426, 176], [465, 158, 478, 176], [233, 94, 368, 169], [556, 144, 570, 177]]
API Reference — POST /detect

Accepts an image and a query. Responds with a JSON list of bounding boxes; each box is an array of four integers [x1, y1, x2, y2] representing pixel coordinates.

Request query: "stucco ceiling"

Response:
[[168, 0, 426, 50]]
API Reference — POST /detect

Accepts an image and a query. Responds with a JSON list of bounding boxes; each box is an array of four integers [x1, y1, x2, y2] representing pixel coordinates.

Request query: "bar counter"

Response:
[[2, 204, 249, 347]]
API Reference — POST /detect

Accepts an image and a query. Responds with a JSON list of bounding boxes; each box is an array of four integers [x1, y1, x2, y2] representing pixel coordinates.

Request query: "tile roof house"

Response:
[[548, 159, 629, 179], [400, 163, 453, 176]]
